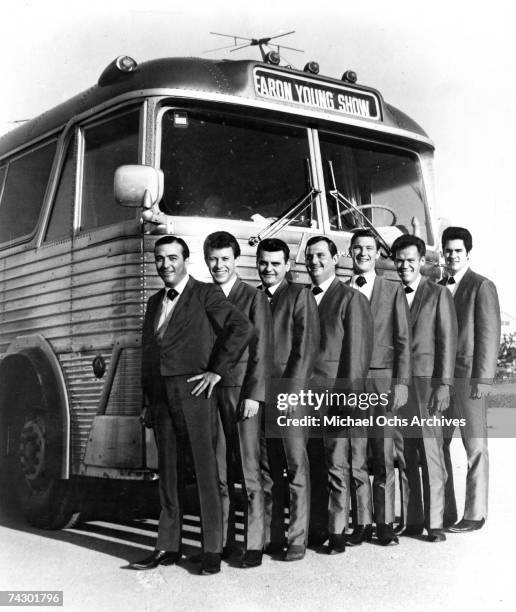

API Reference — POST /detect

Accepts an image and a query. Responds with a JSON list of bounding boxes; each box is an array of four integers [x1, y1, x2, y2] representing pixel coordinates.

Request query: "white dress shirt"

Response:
[[349, 269, 376, 301], [444, 264, 469, 296], [310, 274, 336, 305], [156, 274, 190, 335], [263, 280, 282, 302], [403, 274, 422, 308], [220, 274, 238, 297]]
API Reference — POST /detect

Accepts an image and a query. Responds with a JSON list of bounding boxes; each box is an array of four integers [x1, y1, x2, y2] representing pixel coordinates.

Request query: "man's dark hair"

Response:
[[350, 229, 381, 250], [391, 234, 426, 258], [203, 231, 241, 259], [305, 235, 338, 257], [154, 235, 190, 259], [441, 226, 473, 253], [256, 238, 290, 263]]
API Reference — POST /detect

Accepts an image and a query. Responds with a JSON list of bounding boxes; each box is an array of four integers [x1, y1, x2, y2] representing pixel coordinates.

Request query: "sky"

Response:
[[0, 0, 514, 311]]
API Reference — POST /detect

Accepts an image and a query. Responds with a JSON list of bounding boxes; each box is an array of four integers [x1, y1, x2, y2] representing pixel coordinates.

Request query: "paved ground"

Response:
[[1, 385, 515, 611]]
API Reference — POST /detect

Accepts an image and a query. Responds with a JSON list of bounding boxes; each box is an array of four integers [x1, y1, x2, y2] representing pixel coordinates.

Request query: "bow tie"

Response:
[[167, 288, 179, 301], [446, 276, 456, 285], [355, 275, 367, 288], [404, 286, 414, 294], [312, 286, 323, 296]]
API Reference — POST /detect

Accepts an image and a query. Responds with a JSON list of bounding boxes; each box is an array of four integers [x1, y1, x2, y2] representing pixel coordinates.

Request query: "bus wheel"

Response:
[[0, 363, 81, 530]]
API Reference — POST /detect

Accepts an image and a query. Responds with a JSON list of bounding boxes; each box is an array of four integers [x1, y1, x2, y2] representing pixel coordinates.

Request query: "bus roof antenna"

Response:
[[205, 31, 304, 63]]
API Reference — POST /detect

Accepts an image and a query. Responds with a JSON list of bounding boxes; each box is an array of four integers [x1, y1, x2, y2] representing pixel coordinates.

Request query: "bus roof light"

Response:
[[98, 55, 138, 87], [265, 51, 281, 65], [341, 70, 357, 84], [304, 61, 320, 75]]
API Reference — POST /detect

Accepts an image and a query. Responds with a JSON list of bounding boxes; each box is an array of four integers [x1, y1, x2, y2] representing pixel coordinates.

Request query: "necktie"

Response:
[[356, 275, 366, 288], [312, 286, 323, 296], [167, 288, 179, 301], [446, 276, 456, 285], [404, 286, 414, 294], [264, 288, 273, 301]]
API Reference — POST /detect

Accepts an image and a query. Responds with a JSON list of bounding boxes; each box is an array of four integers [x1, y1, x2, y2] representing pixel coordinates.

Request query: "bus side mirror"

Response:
[[114, 165, 164, 208]]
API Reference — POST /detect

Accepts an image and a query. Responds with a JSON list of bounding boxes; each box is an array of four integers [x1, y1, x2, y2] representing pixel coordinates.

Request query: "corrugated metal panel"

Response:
[[105, 348, 143, 416], [59, 351, 111, 471]]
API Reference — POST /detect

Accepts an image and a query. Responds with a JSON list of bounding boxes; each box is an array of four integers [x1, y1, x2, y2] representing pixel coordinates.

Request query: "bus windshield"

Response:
[[319, 132, 432, 243], [159, 110, 316, 227]]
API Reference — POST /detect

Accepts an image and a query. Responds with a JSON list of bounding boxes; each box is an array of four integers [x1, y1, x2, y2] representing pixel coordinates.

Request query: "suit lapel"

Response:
[[152, 289, 167, 333], [369, 275, 382, 317], [452, 267, 473, 305], [164, 275, 195, 333], [227, 276, 242, 304], [269, 279, 288, 313], [410, 276, 428, 326], [319, 277, 340, 310]]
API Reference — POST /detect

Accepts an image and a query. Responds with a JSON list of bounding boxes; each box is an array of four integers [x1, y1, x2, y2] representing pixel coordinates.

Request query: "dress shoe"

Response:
[[449, 518, 485, 533], [327, 533, 346, 555], [346, 525, 373, 547], [284, 545, 306, 562], [376, 523, 399, 546], [242, 549, 263, 568], [308, 531, 328, 548], [200, 552, 221, 575], [264, 542, 285, 556], [401, 524, 424, 537], [427, 529, 446, 542], [443, 516, 458, 529], [190, 546, 231, 563], [130, 550, 181, 570]]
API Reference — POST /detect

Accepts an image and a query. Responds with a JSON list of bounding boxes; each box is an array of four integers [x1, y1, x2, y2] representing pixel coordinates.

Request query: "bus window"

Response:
[[0, 141, 57, 245], [45, 135, 76, 242], [319, 133, 432, 243], [159, 111, 315, 227], [80, 110, 139, 232]]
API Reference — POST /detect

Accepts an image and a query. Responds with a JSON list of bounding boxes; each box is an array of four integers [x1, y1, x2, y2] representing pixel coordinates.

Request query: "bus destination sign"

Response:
[[253, 68, 380, 120]]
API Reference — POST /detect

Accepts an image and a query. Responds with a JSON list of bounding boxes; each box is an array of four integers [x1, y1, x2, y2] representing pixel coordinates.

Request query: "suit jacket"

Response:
[[313, 278, 373, 388], [264, 279, 320, 385], [411, 276, 458, 385], [220, 277, 273, 403], [440, 268, 500, 384], [142, 275, 253, 402], [347, 276, 411, 383]]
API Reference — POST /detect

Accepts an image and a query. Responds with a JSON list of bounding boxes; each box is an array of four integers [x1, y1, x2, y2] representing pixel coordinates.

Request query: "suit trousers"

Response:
[[153, 376, 222, 553], [350, 370, 394, 525], [261, 420, 310, 548], [443, 378, 489, 522], [399, 378, 447, 530], [215, 386, 264, 551]]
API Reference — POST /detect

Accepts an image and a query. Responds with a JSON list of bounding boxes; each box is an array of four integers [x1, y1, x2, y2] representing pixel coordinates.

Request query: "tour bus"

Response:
[[0, 53, 438, 529]]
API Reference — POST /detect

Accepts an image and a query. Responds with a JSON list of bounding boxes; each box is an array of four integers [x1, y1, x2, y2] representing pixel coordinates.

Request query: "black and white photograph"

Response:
[[0, 0, 514, 610]]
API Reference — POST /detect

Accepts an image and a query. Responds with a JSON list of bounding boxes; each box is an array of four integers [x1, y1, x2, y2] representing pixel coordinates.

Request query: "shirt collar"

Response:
[[448, 264, 469, 286], [163, 273, 189, 298], [220, 274, 238, 297], [352, 269, 376, 284], [312, 274, 335, 295], [265, 280, 282, 296], [406, 273, 422, 292]]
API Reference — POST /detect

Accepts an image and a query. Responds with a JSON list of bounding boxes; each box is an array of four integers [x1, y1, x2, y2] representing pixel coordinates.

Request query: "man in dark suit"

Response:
[[347, 229, 411, 546], [257, 237, 320, 561], [305, 235, 373, 554], [131, 236, 252, 575], [203, 231, 273, 569], [440, 227, 500, 532], [392, 234, 457, 542]]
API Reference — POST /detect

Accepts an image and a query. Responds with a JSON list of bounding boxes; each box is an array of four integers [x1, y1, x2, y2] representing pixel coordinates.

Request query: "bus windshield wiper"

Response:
[[248, 160, 320, 246], [327, 160, 391, 256]]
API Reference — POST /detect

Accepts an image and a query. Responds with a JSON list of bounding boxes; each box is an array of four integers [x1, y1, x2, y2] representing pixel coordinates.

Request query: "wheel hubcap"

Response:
[[19, 417, 45, 483]]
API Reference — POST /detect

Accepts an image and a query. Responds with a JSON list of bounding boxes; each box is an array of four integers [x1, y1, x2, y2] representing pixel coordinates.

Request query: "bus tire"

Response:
[[0, 358, 81, 530]]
